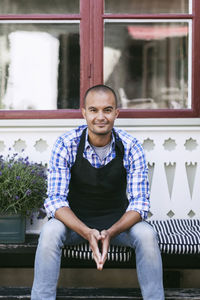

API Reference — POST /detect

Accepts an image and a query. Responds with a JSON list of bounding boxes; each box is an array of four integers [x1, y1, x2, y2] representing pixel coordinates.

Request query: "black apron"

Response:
[[68, 128, 128, 231]]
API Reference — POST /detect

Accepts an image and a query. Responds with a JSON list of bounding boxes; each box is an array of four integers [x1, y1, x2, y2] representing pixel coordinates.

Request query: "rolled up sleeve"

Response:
[[126, 141, 150, 220], [44, 137, 71, 218]]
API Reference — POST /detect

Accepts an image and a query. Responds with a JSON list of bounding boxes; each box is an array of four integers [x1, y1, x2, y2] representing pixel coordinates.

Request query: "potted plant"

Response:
[[0, 152, 47, 243]]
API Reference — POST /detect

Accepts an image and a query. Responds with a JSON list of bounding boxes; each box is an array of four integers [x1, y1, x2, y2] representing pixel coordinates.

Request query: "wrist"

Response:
[[84, 227, 100, 241], [107, 227, 116, 239], [81, 227, 93, 241]]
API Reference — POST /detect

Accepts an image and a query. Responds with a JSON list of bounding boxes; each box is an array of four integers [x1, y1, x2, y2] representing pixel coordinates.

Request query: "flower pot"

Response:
[[0, 214, 26, 243]]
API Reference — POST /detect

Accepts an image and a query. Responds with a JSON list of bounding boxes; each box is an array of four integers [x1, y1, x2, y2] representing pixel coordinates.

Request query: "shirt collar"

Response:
[[84, 128, 115, 151]]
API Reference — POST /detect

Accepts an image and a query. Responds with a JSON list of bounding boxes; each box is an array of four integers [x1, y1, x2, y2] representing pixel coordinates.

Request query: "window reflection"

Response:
[[105, 0, 189, 14], [104, 22, 189, 109], [0, 23, 80, 110], [0, 0, 79, 14]]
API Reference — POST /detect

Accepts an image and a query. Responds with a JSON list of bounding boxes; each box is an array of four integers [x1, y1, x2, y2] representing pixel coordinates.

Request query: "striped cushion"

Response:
[[63, 244, 132, 262], [150, 219, 200, 254], [63, 219, 200, 261]]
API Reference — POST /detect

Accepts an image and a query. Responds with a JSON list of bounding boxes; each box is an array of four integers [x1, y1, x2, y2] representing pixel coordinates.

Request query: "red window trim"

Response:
[[102, 14, 194, 19], [0, 14, 81, 20], [0, 0, 90, 120], [0, 108, 198, 120], [0, 0, 199, 119], [0, 109, 82, 119]]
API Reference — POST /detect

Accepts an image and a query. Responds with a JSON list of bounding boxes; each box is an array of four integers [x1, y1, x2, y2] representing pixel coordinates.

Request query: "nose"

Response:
[[96, 110, 105, 121]]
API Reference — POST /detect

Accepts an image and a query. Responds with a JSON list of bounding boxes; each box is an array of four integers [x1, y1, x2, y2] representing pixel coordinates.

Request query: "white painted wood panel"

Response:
[[0, 119, 199, 232]]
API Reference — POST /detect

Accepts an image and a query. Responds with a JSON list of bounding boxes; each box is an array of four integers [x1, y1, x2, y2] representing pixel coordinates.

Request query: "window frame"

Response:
[[100, 0, 200, 118], [0, 0, 199, 119], [0, 0, 89, 119]]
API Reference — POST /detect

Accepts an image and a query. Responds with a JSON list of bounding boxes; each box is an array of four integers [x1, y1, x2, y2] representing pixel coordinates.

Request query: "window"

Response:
[[0, 0, 83, 118], [103, 0, 199, 118], [104, 21, 190, 110], [0, 22, 80, 110], [0, 0, 199, 119]]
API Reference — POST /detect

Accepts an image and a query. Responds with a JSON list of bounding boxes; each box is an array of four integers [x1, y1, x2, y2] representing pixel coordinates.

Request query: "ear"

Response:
[[81, 107, 86, 119], [115, 108, 120, 119]]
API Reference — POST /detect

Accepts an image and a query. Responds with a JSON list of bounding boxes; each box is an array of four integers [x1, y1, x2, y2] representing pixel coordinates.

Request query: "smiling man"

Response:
[[82, 87, 119, 141], [31, 85, 164, 300]]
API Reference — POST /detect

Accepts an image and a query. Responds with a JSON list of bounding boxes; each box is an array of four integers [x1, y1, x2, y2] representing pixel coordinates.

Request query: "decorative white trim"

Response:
[[0, 118, 200, 233]]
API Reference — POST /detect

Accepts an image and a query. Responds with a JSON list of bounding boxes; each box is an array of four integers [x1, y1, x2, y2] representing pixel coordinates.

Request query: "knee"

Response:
[[128, 221, 158, 249], [38, 218, 67, 250]]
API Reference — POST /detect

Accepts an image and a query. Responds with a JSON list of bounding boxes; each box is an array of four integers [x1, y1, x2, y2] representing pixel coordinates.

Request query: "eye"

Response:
[[104, 108, 113, 113], [89, 107, 97, 112]]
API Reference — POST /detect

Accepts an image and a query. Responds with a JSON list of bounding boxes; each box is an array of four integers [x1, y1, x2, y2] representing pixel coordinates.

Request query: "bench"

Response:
[[1, 218, 200, 299]]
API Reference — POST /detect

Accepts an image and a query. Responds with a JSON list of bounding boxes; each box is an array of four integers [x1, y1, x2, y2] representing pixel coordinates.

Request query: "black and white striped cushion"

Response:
[[150, 219, 200, 254], [63, 219, 200, 261], [63, 244, 132, 262]]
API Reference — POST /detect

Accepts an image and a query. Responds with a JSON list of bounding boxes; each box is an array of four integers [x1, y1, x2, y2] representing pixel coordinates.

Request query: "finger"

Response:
[[92, 249, 103, 270], [100, 230, 109, 251], [94, 249, 104, 270], [90, 239, 102, 270], [101, 242, 108, 265], [96, 240, 108, 270], [100, 230, 107, 239]]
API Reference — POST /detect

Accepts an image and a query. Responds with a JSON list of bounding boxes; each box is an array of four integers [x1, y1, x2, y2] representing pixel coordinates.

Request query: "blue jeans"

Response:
[[31, 219, 164, 300]]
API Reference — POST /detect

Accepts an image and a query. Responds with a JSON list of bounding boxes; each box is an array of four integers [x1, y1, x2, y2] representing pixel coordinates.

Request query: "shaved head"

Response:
[[84, 85, 118, 107]]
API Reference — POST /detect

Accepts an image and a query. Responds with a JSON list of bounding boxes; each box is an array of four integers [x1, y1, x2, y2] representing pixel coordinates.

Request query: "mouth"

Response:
[[95, 124, 107, 127]]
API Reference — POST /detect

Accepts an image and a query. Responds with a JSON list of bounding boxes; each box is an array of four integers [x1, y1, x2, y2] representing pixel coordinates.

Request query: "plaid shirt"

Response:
[[44, 125, 150, 219]]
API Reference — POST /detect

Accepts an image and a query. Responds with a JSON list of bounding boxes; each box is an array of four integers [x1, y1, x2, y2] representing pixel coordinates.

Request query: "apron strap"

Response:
[[76, 128, 87, 159], [76, 128, 124, 159]]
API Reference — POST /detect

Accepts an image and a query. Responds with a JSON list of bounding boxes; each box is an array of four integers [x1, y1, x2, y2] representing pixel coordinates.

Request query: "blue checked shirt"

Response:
[[44, 125, 150, 220]]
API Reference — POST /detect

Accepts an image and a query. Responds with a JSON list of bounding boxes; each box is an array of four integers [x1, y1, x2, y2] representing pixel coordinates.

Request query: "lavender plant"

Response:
[[0, 152, 47, 216]]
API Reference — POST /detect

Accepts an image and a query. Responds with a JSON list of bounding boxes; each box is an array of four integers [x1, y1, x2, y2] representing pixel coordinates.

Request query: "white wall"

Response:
[[0, 118, 200, 232]]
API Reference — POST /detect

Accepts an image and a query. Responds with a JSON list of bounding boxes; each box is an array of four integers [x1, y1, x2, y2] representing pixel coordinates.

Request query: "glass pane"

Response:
[[104, 22, 190, 109], [0, 0, 79, 14], [0, 23, 80, 110], [105, 0, 189, 14]]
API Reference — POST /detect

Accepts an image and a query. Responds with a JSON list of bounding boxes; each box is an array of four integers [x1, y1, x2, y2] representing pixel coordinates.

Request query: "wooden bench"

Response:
[[1, 219, 200, 299]]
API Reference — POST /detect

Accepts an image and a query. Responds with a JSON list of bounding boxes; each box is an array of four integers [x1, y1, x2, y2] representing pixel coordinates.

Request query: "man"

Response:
[[31, 85, 164, 300]]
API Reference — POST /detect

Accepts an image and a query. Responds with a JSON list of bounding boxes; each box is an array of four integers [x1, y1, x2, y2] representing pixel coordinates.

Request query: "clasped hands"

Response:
[[87, 229, 111, 270]]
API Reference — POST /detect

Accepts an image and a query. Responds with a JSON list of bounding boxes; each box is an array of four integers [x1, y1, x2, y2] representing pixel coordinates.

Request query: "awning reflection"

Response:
[[128, 25, 188, 40]]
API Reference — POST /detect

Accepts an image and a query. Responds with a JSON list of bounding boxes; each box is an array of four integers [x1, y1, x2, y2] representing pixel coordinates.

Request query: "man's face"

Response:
[[82, 90, 119, 137]]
